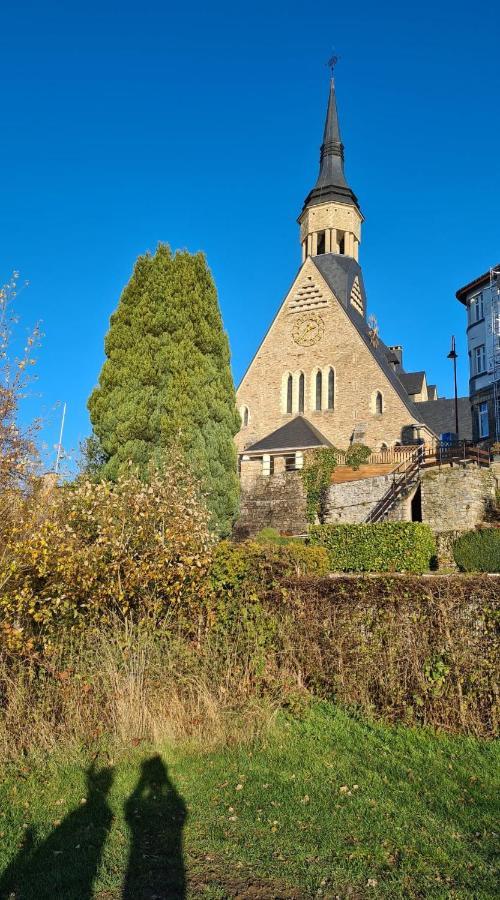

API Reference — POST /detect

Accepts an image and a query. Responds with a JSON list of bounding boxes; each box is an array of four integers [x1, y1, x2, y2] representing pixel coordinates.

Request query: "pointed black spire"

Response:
[[302, 78, 360, 212]]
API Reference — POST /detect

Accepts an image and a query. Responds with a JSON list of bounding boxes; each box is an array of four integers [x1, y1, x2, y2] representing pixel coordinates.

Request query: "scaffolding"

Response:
[[491, 266, 500, 442]]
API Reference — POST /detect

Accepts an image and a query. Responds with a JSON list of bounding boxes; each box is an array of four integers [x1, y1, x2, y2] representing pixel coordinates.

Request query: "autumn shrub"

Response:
[[271, 575, 499, 737], [0, 456, 213, 656]]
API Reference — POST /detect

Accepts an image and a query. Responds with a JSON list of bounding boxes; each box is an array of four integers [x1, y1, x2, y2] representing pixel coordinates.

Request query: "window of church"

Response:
[[286, 374, 293, 414], [316, 231, 325, 255], [298, 373, 305, 412], [316, 371, 322, 410], [327, 368, 334, 409], [338, 231, 345, 255], [242, 406, 249, 427], [374, 391, 383, 415]]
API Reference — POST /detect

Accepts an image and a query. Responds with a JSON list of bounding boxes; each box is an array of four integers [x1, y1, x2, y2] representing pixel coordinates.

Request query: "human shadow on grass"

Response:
[[0, 763, 114, 900], [122, 754, 187, 899]]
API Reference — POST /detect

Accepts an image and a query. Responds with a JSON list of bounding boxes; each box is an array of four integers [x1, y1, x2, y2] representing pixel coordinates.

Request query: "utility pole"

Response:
[[447, 337, 459, 439], [54, 402, 66, 475]]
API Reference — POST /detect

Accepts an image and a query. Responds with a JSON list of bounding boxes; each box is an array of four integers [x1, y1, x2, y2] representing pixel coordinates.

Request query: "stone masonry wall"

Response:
[[234, 472, 307, 539], [235, 464, 496, 538], [420, 465, 496, 533], [323, 474, 393, 524]]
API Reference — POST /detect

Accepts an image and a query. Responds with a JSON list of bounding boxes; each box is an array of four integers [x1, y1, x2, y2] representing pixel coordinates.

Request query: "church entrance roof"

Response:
[[244, 416, 332, 454]]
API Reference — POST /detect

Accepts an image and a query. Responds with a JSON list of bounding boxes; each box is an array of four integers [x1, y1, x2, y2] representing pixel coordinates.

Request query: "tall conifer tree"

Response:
[[88, 244, 240, 534]]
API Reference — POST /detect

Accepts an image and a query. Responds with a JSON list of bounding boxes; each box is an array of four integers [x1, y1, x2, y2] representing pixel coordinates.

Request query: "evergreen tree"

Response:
[[87, 244, 240, 535]]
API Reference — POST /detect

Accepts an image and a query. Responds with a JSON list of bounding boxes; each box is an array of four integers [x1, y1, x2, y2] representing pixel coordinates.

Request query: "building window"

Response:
[[469, 292, 484, 323], [474, 344, 486, 375], [327, 368, 335, 409], [298, 373, 305, 412], [286, 374, 293, 414], [338, 231, 345, 255], [262, 455, 275, 476], [316, 231, 325, 255], [375, 391, 383, 414], [285, 454, 296, 472], [478, 401, 489, 438], [242, 406, 249, 427], [315, 370, 322, 410]]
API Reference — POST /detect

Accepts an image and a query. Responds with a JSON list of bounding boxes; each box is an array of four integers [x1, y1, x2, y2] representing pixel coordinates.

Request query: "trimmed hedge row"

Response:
[[309, 522, 436, 573], [210, 539, 330, 597], [453, 528, 500, 573]]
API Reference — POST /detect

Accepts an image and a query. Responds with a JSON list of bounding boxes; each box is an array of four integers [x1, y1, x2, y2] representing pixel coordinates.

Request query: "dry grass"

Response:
[[0, 617, 281, 761]]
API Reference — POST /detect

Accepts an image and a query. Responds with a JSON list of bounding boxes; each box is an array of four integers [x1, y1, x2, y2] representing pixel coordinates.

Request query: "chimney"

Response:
[[389, 345, 403, 372]]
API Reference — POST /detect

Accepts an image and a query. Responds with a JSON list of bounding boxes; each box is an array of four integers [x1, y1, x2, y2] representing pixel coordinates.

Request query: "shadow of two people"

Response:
[[0, 755, 187, 900]]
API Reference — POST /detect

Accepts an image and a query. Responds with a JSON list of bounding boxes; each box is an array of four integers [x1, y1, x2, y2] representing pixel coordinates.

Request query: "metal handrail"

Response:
[[366, 446, 424, 523]]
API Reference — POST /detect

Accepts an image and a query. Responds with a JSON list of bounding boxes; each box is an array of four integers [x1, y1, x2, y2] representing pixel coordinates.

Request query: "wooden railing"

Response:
[[336, 442, 491, 469]]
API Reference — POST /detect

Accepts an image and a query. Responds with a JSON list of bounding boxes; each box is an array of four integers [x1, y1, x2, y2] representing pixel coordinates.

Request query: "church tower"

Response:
[[299, 76, 363, 263], [235, 74, 429, 465]]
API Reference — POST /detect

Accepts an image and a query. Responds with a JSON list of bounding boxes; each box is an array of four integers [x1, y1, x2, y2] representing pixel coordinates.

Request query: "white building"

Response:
[[456, 265, 500, 442]]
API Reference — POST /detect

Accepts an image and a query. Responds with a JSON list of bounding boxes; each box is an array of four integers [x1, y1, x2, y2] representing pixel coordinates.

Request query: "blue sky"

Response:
[[1, 0, 499, 471]]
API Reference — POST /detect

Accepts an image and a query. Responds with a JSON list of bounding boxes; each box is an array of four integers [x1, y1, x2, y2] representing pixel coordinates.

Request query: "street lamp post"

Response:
[[447, 336, 459, 439]]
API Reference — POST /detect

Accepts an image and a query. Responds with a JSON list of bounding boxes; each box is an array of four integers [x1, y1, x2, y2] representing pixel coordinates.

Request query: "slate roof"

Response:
[[312, 254, 427, 427], [245, 416, 332, 453], [301, 78, 361, 213], [398, 371, 426, 395], [456, 264, 500, 305], [415, 398, 472, 441]]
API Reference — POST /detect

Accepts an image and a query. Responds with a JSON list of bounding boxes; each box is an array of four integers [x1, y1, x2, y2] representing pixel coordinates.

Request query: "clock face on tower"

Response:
[[291, 312, 325, 347]]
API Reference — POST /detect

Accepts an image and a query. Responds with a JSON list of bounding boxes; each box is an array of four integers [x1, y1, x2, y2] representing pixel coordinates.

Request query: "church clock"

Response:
[[291, 312, 325, 347]]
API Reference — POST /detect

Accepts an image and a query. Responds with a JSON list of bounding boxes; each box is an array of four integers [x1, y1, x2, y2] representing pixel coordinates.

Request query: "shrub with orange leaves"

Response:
[[0, 455, 213, 653]]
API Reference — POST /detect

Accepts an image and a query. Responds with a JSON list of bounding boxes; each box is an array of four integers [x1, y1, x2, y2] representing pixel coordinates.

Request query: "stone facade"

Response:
[[236, 257, 422, 455], [235, 462, 495, 538], [234, 472, 307, 539], [323, 473, 393, 523], [299, 201, 362, 262], [420, 465, 496, 532]]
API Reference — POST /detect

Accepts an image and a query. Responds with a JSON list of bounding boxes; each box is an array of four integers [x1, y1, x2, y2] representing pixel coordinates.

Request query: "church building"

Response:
[[235, 75, 458, 479]]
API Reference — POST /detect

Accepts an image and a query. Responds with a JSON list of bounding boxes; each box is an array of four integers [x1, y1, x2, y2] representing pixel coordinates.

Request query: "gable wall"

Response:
[[236, 258, 420, 453]]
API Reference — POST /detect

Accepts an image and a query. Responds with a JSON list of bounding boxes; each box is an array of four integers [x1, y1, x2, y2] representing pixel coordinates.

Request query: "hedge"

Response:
[[210, 539, 330, 598], [453, 528, 500, 573], [270, 575, 499, 737], [309, 522, 436, 573]]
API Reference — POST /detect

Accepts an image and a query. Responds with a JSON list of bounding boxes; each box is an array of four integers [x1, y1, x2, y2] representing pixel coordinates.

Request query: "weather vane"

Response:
[[327, 54, 340, 77]]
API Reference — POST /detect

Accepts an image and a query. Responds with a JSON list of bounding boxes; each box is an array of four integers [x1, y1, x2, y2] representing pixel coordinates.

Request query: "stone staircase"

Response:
[[366, 448, 423, 523]]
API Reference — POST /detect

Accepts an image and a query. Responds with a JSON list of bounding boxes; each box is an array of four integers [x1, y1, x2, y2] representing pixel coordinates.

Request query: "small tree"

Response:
[[88, 245, 240, 535], [0, 272, 40, 501]]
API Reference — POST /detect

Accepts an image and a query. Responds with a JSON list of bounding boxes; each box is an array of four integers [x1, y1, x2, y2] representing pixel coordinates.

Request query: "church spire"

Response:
[[302, 76, 360, 212], [298, 73, 363, 263]]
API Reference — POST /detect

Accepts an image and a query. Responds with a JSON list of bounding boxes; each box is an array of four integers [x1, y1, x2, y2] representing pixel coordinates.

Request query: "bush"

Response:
[[0, 457, 213, 654], [453, 528, 500, 573], [271, 575, 499, 737], [309, 522, 436, 573], [253, 527, 300, 545], [210, 539, 329, 599]]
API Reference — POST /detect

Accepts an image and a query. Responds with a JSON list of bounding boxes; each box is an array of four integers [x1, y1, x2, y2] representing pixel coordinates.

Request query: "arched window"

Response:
[[327, 368, 334, 410], [243, 406, 249, 427], [315, 370, 322, 411], [286, 374, 293, 414], [375, 391, 383, 415], [298, 373, 305, 412]]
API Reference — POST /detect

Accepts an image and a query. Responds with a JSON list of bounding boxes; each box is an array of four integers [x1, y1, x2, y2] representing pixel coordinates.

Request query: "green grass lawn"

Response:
[[0, 702, 498, 899]]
